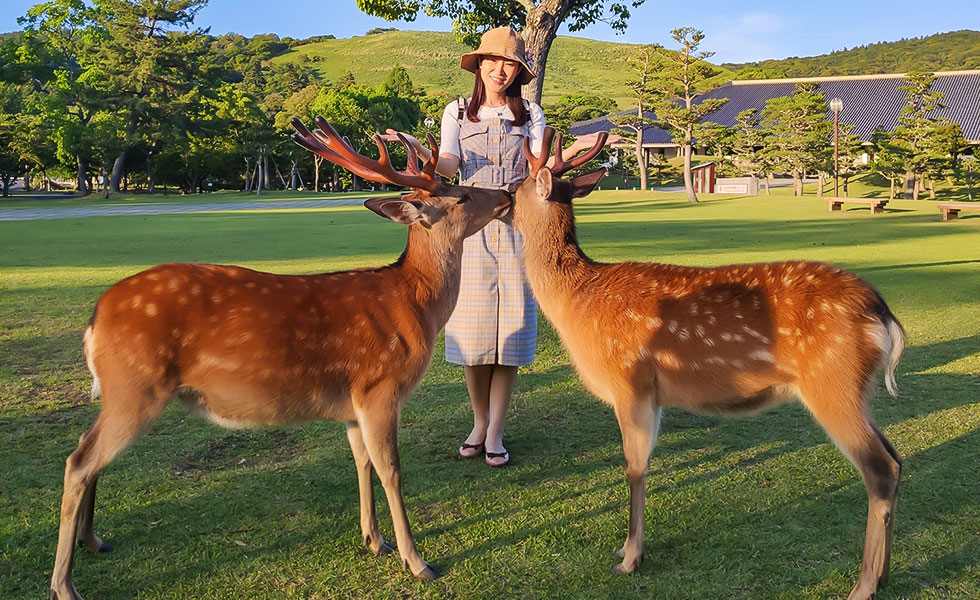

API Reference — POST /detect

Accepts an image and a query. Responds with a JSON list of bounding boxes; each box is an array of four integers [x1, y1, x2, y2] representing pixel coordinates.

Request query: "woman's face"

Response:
[[479, 56, 521, 94]]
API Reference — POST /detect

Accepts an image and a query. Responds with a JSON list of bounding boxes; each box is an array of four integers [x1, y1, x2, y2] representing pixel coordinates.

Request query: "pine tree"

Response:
[[760, 83, 832, 197], [609, 45, 658, 191], [647, 28, 727, 203]]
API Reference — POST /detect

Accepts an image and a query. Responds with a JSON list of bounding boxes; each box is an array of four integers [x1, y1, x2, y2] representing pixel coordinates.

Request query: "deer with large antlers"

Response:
[[507, 126, 904, 600], [49, 117, 513, 599]]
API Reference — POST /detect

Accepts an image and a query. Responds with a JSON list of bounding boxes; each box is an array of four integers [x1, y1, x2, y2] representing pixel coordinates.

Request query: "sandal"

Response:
[[485, 450, 510, 467], [459, 441, 484, 459]]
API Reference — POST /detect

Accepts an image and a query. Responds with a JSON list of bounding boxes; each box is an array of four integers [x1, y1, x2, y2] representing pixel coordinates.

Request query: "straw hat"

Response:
[[460, 27, 536, 85]]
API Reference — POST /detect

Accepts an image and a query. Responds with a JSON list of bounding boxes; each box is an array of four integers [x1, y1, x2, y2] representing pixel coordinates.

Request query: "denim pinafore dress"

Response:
[[444, 101, 537, 366]]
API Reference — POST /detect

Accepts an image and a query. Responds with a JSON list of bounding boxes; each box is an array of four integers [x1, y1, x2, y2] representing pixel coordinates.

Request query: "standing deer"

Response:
[[49, 118, 513, 599], [508, 127, 904, 600]]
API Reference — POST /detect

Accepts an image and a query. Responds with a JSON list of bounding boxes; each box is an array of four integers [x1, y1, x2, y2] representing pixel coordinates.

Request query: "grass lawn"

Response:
[[1, 187, 978, 599]]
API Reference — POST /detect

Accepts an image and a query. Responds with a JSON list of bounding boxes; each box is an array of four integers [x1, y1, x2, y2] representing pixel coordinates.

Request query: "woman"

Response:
[[384, 27, 609, 467]]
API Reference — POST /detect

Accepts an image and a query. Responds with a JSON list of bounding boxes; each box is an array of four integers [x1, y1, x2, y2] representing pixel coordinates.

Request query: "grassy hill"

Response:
[[271, 30, 734, 108], [723, 29, 980, 78], [272, 28, 980, 107]]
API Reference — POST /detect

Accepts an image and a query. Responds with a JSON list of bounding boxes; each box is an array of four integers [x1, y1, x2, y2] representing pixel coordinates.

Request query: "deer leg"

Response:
[[75, 474, 111, 553], [611, 401, 661, 575], [345, 421, 392, 556], [50, 388, 168, 600], [804, 394, 901, 600], [355, 402, 437, 580]]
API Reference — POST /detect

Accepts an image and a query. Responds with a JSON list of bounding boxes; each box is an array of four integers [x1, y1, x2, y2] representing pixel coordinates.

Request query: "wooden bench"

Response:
[[825, 197, 889, 214], [937, 203, 980, 221]]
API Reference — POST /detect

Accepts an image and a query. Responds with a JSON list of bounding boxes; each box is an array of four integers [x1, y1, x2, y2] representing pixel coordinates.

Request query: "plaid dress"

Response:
[[444, 103, 539, 366]]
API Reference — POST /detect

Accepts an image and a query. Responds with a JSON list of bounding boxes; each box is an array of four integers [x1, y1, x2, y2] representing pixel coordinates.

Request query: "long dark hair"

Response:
[[466, 64, 529, 126]]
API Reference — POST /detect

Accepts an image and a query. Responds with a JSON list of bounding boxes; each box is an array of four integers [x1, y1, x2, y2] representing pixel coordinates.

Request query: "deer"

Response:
[[48, 117, 513, 600], [507, 126, 904, 600]]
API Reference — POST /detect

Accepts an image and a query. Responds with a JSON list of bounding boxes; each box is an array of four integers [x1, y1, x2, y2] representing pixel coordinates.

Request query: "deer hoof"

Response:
[[610, 561, 635, 575], [613, 547, 626, 559], [77, 539, 112, 553], [413, 564, 439, 581], [373, 542, 394, 556]]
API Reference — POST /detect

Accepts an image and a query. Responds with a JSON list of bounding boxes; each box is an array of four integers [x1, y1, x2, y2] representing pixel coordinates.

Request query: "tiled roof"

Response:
[[569, 71, 980, 144]]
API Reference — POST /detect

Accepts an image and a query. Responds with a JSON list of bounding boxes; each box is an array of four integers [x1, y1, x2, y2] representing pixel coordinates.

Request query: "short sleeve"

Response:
[[527, 102, 546, 154], [439, 101, 461, 159]]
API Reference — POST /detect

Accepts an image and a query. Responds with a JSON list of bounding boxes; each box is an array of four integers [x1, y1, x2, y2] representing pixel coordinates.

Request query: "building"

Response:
[[568, 70, 980, 161]]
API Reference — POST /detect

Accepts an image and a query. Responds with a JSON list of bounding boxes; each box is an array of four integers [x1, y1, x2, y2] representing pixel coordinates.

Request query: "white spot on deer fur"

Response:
[[778, 327, 792, 336], [667, 321, 678, 333], [688, 303, 699, 315], [707, 315, 717, 325], [704, 337, 716, 347], [145, 303, 158, 317], [749, 350, 774, 362], [177, 295, 188, 306], [705, 356, 726, 365], [131, 295, 144, 309], [743, 326, 769, 343], [806, 307, 815, 319], [646, 316, 662, 329], [695, 324, 706, 338], [191, 285, 202, 296], [678, 328, 690, 341], [625, 309, 643, 322], [153, 284, 163, 294], [654, 350, 681, 369]]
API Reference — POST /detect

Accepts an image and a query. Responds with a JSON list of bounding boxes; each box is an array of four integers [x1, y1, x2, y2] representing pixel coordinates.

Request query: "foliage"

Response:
[[760, 83, 833, 196]]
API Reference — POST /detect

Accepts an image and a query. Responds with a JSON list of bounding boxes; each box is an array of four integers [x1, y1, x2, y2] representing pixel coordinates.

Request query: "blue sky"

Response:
[[2, 0, 978, 64]]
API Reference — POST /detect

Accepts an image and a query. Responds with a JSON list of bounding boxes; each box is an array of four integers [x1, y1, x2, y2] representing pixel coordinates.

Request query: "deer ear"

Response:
[[535, 167, 553, 200], [375, 199, 429, 226], [569, 168, 606, 200]]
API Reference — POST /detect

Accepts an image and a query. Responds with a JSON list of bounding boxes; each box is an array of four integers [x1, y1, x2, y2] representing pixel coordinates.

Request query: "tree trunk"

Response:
[[817, 172, 826, 197], [256, 156, 263, 197], [101, 158, 112, 199], [520, 5, 561, 105], [146, 154, 156, 193], [928, 179, 935, 199], [903, 170, 915, 199], [263, 154, 271, 190], [843, 176, 849, 197], [682, 139, 698, 203], [76, 154, 89, 196], [1, 177, 10, 198], [889, 178, 895, 199], [24, 170, 32, 192], [290, 160, 298, 190], [635, 127, 647, 191], [314, 156, 322, 192], [763, 175, 771, 196], [109, 150, 127, 193], [333, 164, 339, 191], [792, 172, 803, 196], [912, 174, 920, 200]]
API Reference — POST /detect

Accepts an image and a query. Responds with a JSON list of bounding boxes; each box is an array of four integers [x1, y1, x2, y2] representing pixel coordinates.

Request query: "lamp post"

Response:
[[830, 98, 843, 197], [424, 116, 435, 131]]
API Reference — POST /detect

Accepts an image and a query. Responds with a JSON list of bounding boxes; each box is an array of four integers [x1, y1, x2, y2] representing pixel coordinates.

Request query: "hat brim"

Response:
[[460, 52, 535, 86]]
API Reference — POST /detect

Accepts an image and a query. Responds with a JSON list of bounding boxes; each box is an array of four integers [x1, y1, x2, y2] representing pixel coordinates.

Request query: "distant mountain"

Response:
[[723, 30, 980, 78]]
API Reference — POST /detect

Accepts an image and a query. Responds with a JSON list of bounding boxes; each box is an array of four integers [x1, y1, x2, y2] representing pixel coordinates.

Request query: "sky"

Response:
[[2, 0, 979, 64]]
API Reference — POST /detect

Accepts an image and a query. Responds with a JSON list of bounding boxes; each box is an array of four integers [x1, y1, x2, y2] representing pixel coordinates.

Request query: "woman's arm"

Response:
[[380, 129, 459, 178]]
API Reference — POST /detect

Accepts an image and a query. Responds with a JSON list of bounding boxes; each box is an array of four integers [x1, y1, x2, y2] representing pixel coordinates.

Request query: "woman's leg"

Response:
[[460, 365, 493, 457], [485, 365, 518, 466]]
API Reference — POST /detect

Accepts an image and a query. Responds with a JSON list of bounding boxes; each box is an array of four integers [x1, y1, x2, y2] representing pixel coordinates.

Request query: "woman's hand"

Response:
[[570, 132, 623, 154], [379, 129, 422, 151]]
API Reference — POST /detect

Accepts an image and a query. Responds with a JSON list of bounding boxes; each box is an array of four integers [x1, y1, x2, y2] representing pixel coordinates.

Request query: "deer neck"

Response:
[[398, 224, 464, 326], [521, 203, 596, 306]]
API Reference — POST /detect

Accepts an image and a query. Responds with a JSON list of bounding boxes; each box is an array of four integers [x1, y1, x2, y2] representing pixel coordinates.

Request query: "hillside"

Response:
[[723, 30, 980, 78], [271, 30, 733, 108]]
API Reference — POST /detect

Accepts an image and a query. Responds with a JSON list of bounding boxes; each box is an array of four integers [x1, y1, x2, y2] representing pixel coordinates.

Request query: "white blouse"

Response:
[[438, 99, 546, 159]]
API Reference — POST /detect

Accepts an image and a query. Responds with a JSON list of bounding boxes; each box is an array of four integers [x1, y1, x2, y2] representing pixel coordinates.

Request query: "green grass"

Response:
[[271, 31, 734, 108], [1, 187, 978, 599]]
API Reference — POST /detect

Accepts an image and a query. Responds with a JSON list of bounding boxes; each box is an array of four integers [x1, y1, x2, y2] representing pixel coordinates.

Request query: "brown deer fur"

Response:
[[508, 129, 904, 600], [49, 120, 512, 600]]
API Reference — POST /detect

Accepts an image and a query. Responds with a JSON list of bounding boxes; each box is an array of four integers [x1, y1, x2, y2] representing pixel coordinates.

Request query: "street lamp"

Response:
[[424, 116, 435, 131], [829, 98, 843, 197]]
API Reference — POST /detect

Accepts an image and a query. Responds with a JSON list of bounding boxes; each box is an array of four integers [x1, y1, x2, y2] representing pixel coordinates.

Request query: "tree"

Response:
[[89, 0, 211, 194], [609, 45, 658, 190], [647, 28, 727, 203], [729, 108, 774, 195], [760, 83, 832, 196], [356, 0, 647, 103], [383, 65, 415, 97]]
